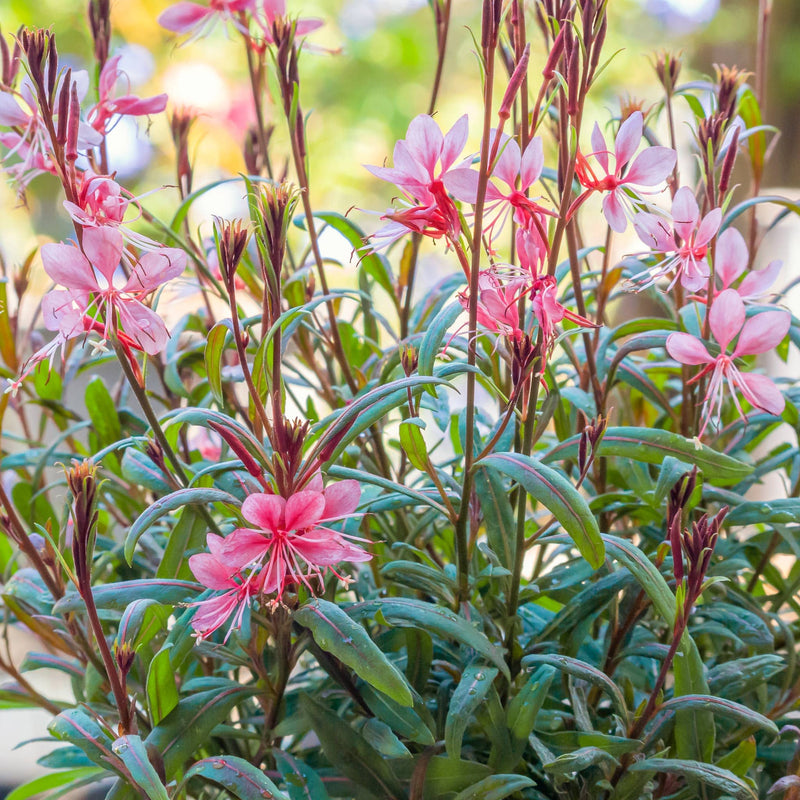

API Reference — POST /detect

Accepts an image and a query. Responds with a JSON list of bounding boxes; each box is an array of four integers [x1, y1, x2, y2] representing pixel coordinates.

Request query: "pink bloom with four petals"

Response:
[[158, 0, 255, 37], [459, 271, 525, 341], [631, 187, 721, 291], [40, 227, 185, 355], [571, 111, 676, 233], [666, 289, 789, 434]]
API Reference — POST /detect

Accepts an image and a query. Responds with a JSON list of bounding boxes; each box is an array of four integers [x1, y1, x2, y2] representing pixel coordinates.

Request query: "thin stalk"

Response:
[[453, 25, 497, 604]]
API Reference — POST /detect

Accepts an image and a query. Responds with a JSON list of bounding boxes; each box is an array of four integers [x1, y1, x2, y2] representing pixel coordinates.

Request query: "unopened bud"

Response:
[[498, 43, 530, 121], [654, 50, 682, 95], [55, 67, 71, 144], [401, 345, 418, 377], [718, 123, 740, 197], [543, 26, 566, 81], [566, 45, 581, 117], [65, 82, 81, 162]]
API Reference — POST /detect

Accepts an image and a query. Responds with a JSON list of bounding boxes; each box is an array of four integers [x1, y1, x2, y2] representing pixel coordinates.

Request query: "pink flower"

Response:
[[365, 114, 468, 247], [459, 270, 525, 340], [712, 227, 782, 302], [255, 0, 324, 43], [445, 133, 552, 251], [631, 187, 721, 291], [158, 0, 255, 38], [189, 534, 257, 640], [87, 56, 168, 135], [218, 481, 370, 601], [40, 227, 185, 355], [64, 171, 130, 229], [570, 111, 676, 233], [529, 274, 595, 350], [666, 289, 790, 434]]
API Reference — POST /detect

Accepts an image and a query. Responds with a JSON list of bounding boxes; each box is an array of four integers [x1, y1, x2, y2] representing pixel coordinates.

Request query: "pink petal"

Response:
[[709, 288, 745, 352], [440, 114, 469, 173], [322, 480, 361, 519], [219, 527, 269, 567], [41, 243, 99, 292], [365, 164, 407, 185], [679, 259, 710, 292], [735, 371, 785, 415], [158, 2, 212, 33], [614, 111, 643, 168], [98, 56, 122, 101], [405, 115, 443, 179], [112, 94, 169, 117], [519, 137, 544, 190], [0, 93, 31, 127], [242, 493, 286, 530], [671, 187, 699, 243], [443, 168, 480, 203], [738, 259, 782, 300], [116, 301, 171, 355], [189, 552, 235, 589], [492, 132, 521, 188], [624, 147, 676, 186], [190, 591, 241, 637], [295, 18, 324, 36], [714, 228, 748, 290], [292, 533, 348, 567], [633, 212, 673, 252], [666, 332, 714, 365], [695, 208, 722, 248], [81, 227, 124, 284], [733, 309, 791, 357], [123, 248, 186, 293], [284, 490, 326, 531], [41, 289, 87, 337], [602, 191, 627, 233], [205, 533, 226, 559], [590, 123, 609, 173]]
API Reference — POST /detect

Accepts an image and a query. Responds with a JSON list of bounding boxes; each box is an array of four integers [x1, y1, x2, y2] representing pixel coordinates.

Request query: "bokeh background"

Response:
[[0, 0, 797, 791]]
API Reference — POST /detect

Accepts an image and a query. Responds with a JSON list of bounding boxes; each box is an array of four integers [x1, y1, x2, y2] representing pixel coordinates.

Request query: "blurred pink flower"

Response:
[[40, 227, 185, 355], [158, 0, 255, 38], [255, 0, 324, 43], [666, 289, 790, 433], [631, 187, 721, 291], [88, 55, 168, 135], [189, 533, 257, 640], [219, 480, 370, 601], [571, 111, 675, 233]]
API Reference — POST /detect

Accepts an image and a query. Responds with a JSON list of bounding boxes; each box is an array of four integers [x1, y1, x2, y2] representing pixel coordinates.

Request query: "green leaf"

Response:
[[399, 420, 429, 471], [85, 377, 121, 447], [299, 694, 405, 800], [204, 322, 233, 404], [295, 599, 412, 707], [474, 465, 515, 572], [156, 508, 208, 580], [360, 685, 434, 746], [273, 750, 330, 800], [121, 448, 171, 494], [445, 665, 499, 758], [48, 708, 124, 776], [629, 758, 758, 800], [480, 453, 604, 569], [111, 736, 168, 800], [348, 597, 509, 680], [54, 579, 202, 614], [145, 685, 255, 774], [181, 756, 289, 800], [146, 648, 179, 725], [504, 666, 556, 767], [521, 654, 627, 718], [648, 694, 778, 739], [125, 487, 241, 563], [419, 301, 463, 381], [452, 775, 535, 800], [544, 747, 620, 774], [544, 427, 752, 485], [4, 768, 105, 800]]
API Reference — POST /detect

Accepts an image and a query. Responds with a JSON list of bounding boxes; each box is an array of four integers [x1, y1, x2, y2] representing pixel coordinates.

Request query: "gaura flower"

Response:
[[254, 0, 324, 43], [40, 227, 185, 355], [365, 114, 468, 249], [188, 534, 257, 641], [445, 133, 553, 252], [64, 171, 130, 229], [630, 187, 721, 292], [217, 480, 370, 602], [459, 270, 525, 341], [87, 55, 168, 136], [528, 274, 596, 352], [570, 111, 676, 233], [158, 0, 255, 38], [666, 289, 790, 434]]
